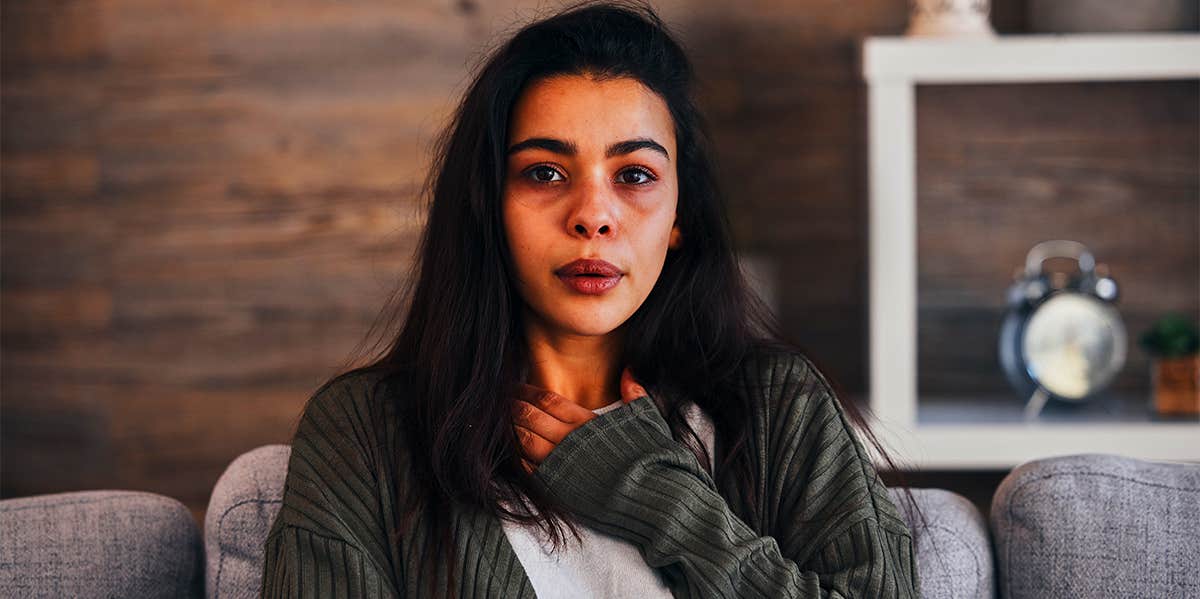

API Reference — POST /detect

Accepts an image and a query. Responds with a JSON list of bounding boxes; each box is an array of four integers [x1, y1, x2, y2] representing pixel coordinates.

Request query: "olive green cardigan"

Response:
[[260, 350, 919, 598]]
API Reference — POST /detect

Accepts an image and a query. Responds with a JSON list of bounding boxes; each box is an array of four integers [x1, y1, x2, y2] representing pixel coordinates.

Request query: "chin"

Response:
[[550, 307, 631, 337], [556, 318, 624, 337]]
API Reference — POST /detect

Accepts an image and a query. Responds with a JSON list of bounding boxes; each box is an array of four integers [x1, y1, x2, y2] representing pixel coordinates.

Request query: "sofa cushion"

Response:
[[204, 444, 290, 599], [889, 487, 995, 599], [991, 452, 1200, 599], [0, 489, 203, 598]]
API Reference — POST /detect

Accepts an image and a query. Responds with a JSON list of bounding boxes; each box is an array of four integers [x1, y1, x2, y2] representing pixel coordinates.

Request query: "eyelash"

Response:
[[522, 164, 658, 186]]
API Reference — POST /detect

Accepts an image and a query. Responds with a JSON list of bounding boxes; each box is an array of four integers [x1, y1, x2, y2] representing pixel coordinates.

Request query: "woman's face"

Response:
[[503, 74, 681, 339]]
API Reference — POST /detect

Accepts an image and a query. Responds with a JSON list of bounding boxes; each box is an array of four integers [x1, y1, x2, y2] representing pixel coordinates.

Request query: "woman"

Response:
[[261, 1, 927, 597]]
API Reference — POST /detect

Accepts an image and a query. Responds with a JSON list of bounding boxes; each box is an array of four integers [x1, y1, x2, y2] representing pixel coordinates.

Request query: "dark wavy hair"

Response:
[[322, 0, 932, 595]]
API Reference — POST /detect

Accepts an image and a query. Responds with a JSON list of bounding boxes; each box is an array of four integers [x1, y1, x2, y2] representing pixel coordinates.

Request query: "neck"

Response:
[[522, 318, 624, 412]]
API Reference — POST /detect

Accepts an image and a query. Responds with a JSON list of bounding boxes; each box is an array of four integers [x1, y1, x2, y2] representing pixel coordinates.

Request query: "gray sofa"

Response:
[[0, 490, 204, 597], [2, 449, 1197, 599]]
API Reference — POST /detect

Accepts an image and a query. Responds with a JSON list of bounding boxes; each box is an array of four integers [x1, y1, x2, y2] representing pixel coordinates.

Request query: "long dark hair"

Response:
[[321, 0, 932, 595]]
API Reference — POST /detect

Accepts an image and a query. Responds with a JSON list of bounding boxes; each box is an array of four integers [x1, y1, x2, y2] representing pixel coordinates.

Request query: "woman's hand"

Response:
[[512, 366, 649, 475]]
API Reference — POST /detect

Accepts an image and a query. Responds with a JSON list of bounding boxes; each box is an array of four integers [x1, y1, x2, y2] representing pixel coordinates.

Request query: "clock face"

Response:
[[1022, 292, 1127, 400]]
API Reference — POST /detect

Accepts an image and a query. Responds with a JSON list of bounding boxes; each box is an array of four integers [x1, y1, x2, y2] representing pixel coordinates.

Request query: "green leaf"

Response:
[[1139, 312, 1200, 358]]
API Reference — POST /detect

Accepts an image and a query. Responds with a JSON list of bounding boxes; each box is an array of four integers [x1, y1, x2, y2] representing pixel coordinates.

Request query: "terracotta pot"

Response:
[[1152, 354, 1200, 416]]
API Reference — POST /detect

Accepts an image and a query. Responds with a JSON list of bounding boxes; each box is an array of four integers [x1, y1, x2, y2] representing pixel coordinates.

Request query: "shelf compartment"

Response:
[[860, 32, 1200, 470]]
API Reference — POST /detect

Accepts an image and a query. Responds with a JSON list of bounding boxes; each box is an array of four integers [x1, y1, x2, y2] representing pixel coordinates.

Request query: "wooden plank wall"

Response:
[[3, 0, 1196, 523]]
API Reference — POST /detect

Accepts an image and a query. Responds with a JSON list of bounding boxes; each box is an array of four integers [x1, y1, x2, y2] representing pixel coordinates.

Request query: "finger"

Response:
[[514, 423, 554, 464], [512, 399, 575, 445], [518, 383, 595, 425], [519, 458, 535, 476], [620, 366, 649, 404]]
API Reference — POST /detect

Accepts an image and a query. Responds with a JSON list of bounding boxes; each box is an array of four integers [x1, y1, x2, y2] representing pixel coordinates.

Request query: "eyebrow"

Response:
[[506, 137, 670, 160]]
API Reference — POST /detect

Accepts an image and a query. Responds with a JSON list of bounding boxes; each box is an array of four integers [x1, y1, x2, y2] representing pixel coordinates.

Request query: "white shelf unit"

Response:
[[859, 33, 1200, 470]]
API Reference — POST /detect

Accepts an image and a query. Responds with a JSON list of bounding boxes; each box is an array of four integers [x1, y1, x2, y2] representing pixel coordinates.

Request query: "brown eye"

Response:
[[525, 165, 564, 184], [618, 167, 656, 185]]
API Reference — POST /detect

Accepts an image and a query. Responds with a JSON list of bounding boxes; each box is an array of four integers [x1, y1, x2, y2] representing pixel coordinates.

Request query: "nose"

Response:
[[568, 178, 616, 239], [573, 220, 611, 237]]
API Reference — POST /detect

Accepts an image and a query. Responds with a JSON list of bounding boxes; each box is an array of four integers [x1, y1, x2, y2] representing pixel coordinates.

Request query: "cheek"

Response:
[[503, 199, 529, 250], [649, 205, 678, 252], [503, 202, 549, 276], [631, 211, 677, 284]]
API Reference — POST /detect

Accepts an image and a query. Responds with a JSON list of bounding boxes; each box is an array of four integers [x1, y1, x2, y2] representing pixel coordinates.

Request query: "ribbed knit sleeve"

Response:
[[260, 372, 404, 599], [530, 351, 919, 598]]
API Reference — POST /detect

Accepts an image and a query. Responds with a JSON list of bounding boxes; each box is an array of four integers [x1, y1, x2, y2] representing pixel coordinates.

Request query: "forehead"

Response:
[[507, 75, 675, 151]]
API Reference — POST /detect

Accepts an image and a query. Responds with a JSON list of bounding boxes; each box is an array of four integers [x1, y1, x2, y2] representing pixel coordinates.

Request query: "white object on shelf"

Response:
[[859, 33, 1200, 470], [905, 0, 997, 38]]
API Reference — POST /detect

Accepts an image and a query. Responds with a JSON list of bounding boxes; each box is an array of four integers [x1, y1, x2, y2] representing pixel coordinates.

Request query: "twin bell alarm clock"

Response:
[[998, 240, 1128, 420]]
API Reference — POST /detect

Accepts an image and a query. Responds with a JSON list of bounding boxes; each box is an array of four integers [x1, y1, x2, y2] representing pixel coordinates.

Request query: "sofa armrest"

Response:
[[889, 487, 995, 599], [0, 489, 203, 599], [204, 444, 291, 599]]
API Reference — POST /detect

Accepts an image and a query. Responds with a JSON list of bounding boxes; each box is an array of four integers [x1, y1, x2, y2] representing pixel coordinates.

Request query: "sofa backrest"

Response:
[[0, 489, 203, 599], [991, 452, 1200, 599]]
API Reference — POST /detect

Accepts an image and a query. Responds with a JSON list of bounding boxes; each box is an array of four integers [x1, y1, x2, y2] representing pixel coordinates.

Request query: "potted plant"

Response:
[[1139, 313, 1200, 416]]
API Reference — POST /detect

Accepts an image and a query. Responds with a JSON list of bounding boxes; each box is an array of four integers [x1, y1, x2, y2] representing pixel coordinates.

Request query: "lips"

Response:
[[555, 259, 623, 278], [555, 259, 623, 295]]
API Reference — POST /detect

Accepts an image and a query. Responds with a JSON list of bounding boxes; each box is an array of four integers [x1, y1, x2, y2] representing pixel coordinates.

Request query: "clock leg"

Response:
[[1024, 388, 1051, 422]]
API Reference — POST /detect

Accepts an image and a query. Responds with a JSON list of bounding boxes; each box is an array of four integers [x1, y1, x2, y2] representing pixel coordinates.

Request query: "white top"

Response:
[[499, 398, 716, 598]]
